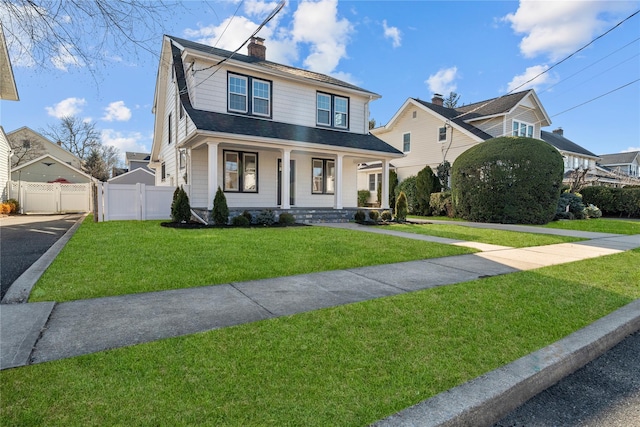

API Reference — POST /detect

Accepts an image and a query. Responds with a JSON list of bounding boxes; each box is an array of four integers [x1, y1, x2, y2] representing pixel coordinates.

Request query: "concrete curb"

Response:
[[1, 214, 87, 304], [373, 298, 640, 427]]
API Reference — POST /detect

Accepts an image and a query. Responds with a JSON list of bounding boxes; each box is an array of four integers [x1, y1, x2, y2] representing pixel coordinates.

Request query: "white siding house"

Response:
[[0, 127, 11, 201], [149, 35, 402, 221]]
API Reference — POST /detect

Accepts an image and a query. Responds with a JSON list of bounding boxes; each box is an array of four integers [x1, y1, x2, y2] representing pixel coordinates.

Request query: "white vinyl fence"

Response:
[[9, 181, 91, 214], [97, 183, 186, 222]]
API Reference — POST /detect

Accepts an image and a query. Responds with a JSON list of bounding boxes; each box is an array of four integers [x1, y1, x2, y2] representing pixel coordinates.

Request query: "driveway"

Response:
[[0, 214, 83, 299]]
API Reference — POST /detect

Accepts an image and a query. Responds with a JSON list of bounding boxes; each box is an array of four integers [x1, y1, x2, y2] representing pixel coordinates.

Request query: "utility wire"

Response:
[[551, 79, 640, 118]]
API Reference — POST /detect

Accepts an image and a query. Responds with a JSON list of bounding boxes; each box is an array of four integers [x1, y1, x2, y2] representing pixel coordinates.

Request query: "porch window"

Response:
[[224, 150, 258, 192], [312, 158, 335, 194], [368, 173, 382, 192], [179, 150, 186, 169], [512, 120, 534, 138], [403, 132, 411, 152]]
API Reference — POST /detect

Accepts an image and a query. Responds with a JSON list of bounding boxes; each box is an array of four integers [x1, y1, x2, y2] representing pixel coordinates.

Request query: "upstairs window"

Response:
[[252, 79, 271, 116], [229, 75, 248, 113], [403, 132, 411, 153], [228, 73, 271, 117], [317, 92, 349, 129], [438, 126, 447, 142], [513, 120, 534, 138]]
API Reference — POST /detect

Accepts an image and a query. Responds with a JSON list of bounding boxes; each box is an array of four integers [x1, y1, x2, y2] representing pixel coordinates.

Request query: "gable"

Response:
[[11, 154, 93, 183], [7, 127, 82, 168], [0, 25, 18, 101]]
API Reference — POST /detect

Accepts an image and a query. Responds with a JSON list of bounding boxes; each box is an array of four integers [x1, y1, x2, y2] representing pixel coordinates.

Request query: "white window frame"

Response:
[[251, 79, 271, 117], [228, 74, 248, 113], [334, 96, 348, 129], [161, 162, 166, 182], [512, 120, 534, 138], [438, 126, 447, 142], [316, 93, 331, 126], [403, 132, 411, 153]]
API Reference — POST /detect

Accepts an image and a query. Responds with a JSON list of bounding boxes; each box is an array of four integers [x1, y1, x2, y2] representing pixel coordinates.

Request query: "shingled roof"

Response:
[[598, 151, 640, 165], [541, 130, 598, 158], [412, 98, 494, 141], [170, 39, 401, 156], [455, 91, 531, 118]]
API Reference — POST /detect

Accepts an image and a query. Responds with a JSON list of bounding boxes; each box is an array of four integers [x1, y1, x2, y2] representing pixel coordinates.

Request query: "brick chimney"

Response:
[[431, 94, 444, 106], [552, 127, 564, 136], [247, 37, 266, 60]]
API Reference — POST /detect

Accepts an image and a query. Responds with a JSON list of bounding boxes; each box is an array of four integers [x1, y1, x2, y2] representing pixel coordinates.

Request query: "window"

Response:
[[161, 162, 166, 182], [512, 120, 534, 138], [438, 126, 447, 142], [403, 132, 411, 152], [252, 79, 271, 116], [228, 73, 271, 117], [228, 75, 248, 113], [179, 103, 184, 119], [317, 92, 349, 129], [369, 173, 383, 192], [312, 158, 335, 194], [168, 113, 172, 145], [412, 111, 417, 119], [22, 139, 30, 149], [179, 150, 186, 169], [224, 150, 258, 192]]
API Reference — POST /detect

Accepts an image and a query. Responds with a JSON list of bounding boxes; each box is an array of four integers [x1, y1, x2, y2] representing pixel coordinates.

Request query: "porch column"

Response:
[[282, 149, 291, 209], [334, 154, 343, 209], [207, 142, 219, 208], [381, 159, 390, 209]]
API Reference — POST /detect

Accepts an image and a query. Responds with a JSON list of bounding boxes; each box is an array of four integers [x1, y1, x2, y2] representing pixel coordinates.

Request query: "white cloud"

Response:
[[623, 146, 640, 153], [45, 97, 86, 118], [382, 20, 401, 48], [102, 101, 132, 122], [291, 0, 353, 75], [243, 0, 281, 17], [426, 66, 459, 95], [506, 64, 558, 92], [50, 43, 83, 71], [101, 129, 150, 159], [503, 0, 634, 60]]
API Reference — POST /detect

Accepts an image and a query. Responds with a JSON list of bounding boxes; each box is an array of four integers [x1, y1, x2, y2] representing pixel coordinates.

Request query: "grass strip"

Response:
[[29, 219, 474, 302], [3, 249, 639, 426], [541, 218, 640, 235], [389, 223, 583, 247]]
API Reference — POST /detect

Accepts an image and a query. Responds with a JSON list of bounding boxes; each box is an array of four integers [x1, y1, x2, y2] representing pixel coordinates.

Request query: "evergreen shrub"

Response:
[[451, 136, 564, 224], [171, 186, 191, 223], [369, 210, 379, 222], [395, 191, 408, 222], [416, 165, 441, 215], [242, 210, 253, 223], [380, 210, 392, 221], [555, 192, 585, 220], [256, 209, 276, 226], [212, 186, 229, 225], [231, 215, 250, 227], [396, 176, 418, 214], [278, 212, 296, 225], [354, 210, 366, 223], [357, 190, 370, 207]]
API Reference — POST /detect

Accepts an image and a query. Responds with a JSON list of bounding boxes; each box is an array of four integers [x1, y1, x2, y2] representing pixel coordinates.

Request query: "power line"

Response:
[[551, 79, 640, 118]]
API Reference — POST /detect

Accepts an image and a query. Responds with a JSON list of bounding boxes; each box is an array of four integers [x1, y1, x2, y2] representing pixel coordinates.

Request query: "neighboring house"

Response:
[[126, 151, 152, 172], [11, 154, 94, 184], [370, 90, 551, 183], [599, 151, 640, 180], [7, 127, 82, 170], [149, 35, 403, 218], [540, 128, 601, 187], [1, 24, 19, 202], [108, 167, 155, 185]]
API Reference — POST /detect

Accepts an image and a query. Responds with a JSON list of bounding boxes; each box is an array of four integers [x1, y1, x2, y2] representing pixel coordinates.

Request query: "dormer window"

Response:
[[228, 73, 271, 117], [317, 92, 349, 129], [228, 75, 248, 113], [513, 120, 534, 138]]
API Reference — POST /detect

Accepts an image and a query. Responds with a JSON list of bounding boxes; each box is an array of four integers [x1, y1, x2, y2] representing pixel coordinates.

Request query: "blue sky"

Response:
[[2, 0, 639, 164]]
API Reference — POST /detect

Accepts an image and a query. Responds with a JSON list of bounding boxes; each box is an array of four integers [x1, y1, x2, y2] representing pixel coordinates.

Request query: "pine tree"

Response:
[[212, 186, 229, 225]]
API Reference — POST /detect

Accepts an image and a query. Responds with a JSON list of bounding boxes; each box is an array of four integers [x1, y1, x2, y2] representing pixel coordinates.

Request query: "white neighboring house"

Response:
[[540, 128, 602, 187], [368, 90, 551, 188], [149, 35, 403, 221], [1, 23, 19, 202]]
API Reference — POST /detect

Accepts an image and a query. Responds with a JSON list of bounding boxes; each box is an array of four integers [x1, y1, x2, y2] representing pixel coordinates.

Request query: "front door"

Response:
[[277, 159, 295, 206]]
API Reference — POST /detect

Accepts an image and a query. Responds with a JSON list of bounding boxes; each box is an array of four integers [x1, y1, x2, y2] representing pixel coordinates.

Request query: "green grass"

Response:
[[542, 218, 640, 235], [3, 249, 639, 426], [29, 219, 475, 302], [389, 223, 583, 247]]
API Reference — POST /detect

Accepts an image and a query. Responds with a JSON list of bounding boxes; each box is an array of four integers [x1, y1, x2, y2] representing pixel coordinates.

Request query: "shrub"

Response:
[[581, 186, 640, 218], [389, 169, 398, 209], [430, 192, 453, 217], [376, 183, 381, 207], [555, 192, 586, 220], [242, 210, 253, 223], [451, 136, 564, 224], [584, 204, 602, 219], [380, 210, 392, 221], [0, 204, 10, 214], [256, 209, 276, 226], [395, 191, 408, 222], [6, 198, 19, 214], [212, 186, 229, 225], [171, 186, 191, 223], [278, 212, 296, 225], [369, 210, 380, 222], [396, 176, 418, 214], [231, 215, 250, 227], [416, 165, 441, 215], [437, 161, 451, 190], [357, 190, 370, 207], [354, 210, 366, 223]]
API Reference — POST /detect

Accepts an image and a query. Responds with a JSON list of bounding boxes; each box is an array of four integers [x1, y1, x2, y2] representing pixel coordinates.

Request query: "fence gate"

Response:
[[97, 183, 183, 221], [9, 181, 91, 214]]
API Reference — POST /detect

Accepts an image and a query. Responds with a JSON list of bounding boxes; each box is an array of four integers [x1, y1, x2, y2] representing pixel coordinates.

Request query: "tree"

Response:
[[100, 144, 122, 177], [443, 92, 461, 108], [212, 186, 229, 225], [8, 135, 45, 167], [43, 116, 101, 161], [395, 191, 408, 222], [368, 119, 376, 130], [388, 169, 398, 209], [1, 1, 174, 73], [415, 165, 441, 215], [171, 186, 191, 223], [84, 148, 109, 181], [436, 161, 451, 190]]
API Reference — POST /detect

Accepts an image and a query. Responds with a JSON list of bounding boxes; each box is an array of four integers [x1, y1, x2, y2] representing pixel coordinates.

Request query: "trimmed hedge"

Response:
[[451, 136, 564, 224], [581, 186, 640, 218], [416, 165, 441, 215]]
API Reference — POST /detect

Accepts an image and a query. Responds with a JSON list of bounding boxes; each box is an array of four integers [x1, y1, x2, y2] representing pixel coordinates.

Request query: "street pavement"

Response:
[[0, 214, 82, 299]]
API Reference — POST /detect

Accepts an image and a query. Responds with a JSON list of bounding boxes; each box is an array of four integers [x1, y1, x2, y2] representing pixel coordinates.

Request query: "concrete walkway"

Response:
[[1, 218, 639, 426]]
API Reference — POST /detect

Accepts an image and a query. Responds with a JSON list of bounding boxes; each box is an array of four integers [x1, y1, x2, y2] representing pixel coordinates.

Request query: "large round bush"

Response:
[[451, 136, 564, 224]]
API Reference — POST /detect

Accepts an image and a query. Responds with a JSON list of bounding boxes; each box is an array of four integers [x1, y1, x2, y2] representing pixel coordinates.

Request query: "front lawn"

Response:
[[3, 248, 639, 426], [30, 219, 475, 302], [542, 218, 640, 235], [389, 223, 583, 247]]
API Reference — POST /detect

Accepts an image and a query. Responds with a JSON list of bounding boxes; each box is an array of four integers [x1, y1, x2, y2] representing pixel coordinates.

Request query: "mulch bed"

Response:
[[160, 221, 308, 229]]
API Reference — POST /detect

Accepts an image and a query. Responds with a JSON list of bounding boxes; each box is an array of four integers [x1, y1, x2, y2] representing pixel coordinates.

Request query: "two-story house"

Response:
[[365, 90, 551, 190], [599, 151, 640, 183], [540, 128, 602, 187], [149, 35, 403, 220]]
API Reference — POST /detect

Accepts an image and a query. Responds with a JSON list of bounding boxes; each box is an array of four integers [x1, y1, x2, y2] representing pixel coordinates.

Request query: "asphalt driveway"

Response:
[[0, 214, 83, 299]]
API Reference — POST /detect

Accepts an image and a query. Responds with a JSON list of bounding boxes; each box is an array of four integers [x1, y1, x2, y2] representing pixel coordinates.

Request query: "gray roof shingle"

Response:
[[598, 151, 640, 165], [541, 131, 598, 157]]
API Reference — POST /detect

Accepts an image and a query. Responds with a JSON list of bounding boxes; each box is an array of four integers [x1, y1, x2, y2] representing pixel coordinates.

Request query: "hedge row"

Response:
[[581, 186, 640, 218]]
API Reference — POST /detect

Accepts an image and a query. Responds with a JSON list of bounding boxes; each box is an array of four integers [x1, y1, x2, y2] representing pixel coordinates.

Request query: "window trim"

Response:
[[316, 91, 349, 130], [228, 74, 248, 113], [403, 132, 411, 153], [168, 112, 172, 145], [312, 158, 335, 195], [161, 162, 166, 182], [438, 126, 447, 142], [223, 150, 259, 193], [228, 72, 272, 118], [251, 78, 271, 117], [179, 150, 186, 170], [512, 120, 534, 138]]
